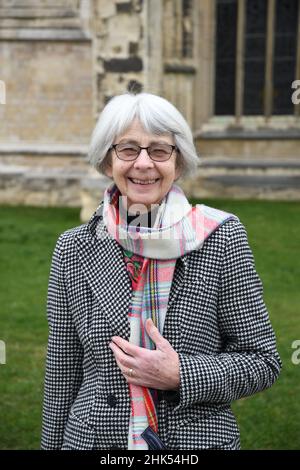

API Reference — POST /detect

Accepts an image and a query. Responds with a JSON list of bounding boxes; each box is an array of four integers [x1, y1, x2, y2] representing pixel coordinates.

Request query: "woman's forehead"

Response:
[[116, 119, 173, 143]]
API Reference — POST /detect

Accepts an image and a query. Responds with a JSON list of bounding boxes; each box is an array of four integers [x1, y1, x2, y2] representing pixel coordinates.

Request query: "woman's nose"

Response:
[[133, 148, 154, 168]]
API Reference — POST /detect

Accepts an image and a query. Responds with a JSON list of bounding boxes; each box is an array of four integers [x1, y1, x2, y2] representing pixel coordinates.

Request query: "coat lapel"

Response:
[[74, 211, 132, 339], [166, 256, 188, 318], [162, 256, 188, 348]]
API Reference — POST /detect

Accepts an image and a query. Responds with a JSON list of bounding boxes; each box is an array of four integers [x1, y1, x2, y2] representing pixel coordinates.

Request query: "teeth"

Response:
[[131, 178, 158, 185]]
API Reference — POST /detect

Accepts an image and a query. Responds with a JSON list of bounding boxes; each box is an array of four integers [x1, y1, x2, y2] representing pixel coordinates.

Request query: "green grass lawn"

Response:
[[0, 201, 299, 450]]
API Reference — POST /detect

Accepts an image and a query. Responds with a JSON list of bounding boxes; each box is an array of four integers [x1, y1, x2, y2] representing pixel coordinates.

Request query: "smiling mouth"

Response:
[[128, 178, 160, 185]]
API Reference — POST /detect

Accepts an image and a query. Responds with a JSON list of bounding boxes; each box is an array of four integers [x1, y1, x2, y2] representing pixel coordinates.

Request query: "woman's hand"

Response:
[[109, 318, 180, 391]]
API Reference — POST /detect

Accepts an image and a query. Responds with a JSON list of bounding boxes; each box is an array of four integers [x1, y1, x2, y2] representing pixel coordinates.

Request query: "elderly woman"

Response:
[[41, 92, 281, 451]]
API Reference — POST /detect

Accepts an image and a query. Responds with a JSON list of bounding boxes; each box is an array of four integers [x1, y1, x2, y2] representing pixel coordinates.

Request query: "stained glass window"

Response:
[[215, 0, 237, 115], [273, 0, 299, 115], [243, 0, 267, 115]]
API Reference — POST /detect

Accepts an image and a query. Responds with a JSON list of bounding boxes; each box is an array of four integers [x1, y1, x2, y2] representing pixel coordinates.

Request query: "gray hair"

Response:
[[88, 92, 200, 177]]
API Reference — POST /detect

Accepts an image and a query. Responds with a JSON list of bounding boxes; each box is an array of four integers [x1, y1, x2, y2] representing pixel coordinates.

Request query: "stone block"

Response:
[[95, 0, 116, 19], [116, 2, 133, 14], [0, 41, 93, 144], [103, 57, 143, 72], [80, 175, 111, 221]]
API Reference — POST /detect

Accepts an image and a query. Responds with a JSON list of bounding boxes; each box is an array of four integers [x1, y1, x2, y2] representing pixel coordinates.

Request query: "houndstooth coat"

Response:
[[41, 202, 281, 450]]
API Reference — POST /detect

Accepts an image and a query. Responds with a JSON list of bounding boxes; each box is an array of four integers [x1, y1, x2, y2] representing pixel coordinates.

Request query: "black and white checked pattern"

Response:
[[41, 204, 281, 450]]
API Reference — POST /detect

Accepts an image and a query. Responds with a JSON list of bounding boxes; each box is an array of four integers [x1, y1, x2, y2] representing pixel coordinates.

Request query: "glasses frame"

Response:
[[109, 143, 178, 162]]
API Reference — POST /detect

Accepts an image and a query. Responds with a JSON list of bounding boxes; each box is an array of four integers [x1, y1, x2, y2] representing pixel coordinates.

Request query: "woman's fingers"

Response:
[[111, 336, 140, 357], [109, 341, 136, 370], [109, 333, 179, 390]]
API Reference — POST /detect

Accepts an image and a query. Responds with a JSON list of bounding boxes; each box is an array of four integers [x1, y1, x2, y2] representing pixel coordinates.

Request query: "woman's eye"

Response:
[[151, 147, 169, 154], [120, 146, 137, 152]]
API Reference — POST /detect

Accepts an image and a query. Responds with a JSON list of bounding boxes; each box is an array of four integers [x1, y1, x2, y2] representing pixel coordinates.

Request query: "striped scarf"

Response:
[[102, 183, 237, 449]]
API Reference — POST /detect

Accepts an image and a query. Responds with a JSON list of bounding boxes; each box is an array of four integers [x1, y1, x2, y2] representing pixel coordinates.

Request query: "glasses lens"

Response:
[[149, 144, 173, 161], [116, 144, 139, 160]]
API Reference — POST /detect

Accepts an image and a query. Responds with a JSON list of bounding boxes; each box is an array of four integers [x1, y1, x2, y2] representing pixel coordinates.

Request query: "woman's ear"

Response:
[[105, 164, 112, 178], [174, 154, 183, 181], [103, 152, 113, 178]]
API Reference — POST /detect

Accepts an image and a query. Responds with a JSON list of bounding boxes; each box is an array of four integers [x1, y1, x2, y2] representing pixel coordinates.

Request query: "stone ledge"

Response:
[[0, 28, 91, 40], [199, 158, 300, 169], [0, 168, 85, 185], [0, 166, 108, 210], [205, 174, 300, 188], [0, 165, 107, 186], [0, 164, 26, 175], [195, 128, 300, 140], [0, 18, 82, 29], [81, 175, 111, 189], [0, 8, 77, 19], [0, 143, 88, 156]]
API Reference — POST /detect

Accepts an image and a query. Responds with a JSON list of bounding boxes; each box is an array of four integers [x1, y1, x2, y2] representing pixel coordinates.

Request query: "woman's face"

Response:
[[105, 119, 182, 213]]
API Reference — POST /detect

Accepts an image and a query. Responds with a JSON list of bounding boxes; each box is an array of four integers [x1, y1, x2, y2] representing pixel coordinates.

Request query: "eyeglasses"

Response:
[[110, 143, 177, 162]]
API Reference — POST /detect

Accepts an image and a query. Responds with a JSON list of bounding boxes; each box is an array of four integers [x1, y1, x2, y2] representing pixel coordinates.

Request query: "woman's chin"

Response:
[[126, 193, 160, 211], [126, 186, 161, 208], [129, 199, 158, 211]]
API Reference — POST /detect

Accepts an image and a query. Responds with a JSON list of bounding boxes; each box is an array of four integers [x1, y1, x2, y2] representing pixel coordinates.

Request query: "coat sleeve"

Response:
[[176, 220, 282, 410], [41, 234, 84, 449]]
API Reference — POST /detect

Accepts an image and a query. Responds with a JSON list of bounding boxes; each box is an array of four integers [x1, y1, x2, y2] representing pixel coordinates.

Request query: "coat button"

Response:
[[107, 394, 118, 407]]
